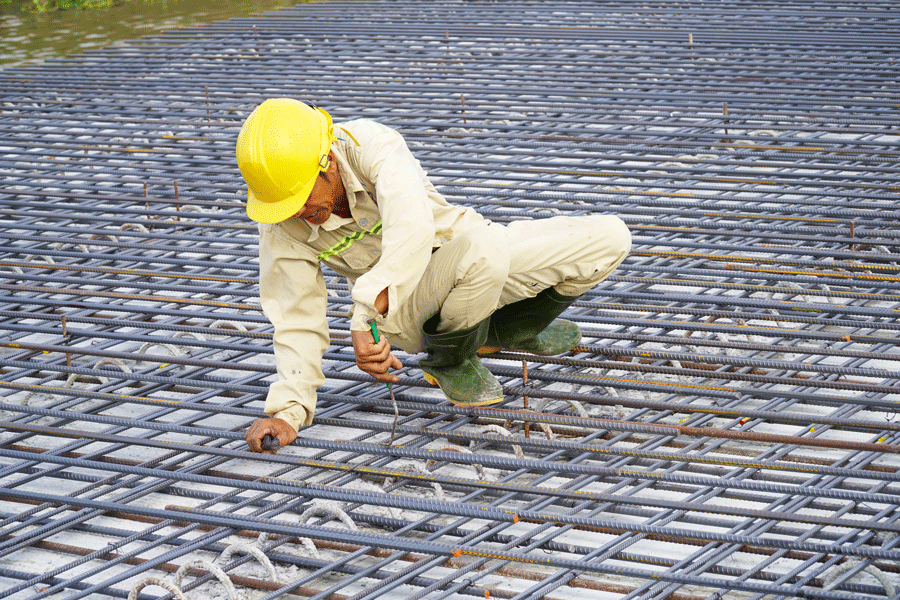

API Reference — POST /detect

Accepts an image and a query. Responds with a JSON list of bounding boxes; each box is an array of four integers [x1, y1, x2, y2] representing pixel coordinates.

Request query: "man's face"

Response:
[[293, 174, 334, 225]]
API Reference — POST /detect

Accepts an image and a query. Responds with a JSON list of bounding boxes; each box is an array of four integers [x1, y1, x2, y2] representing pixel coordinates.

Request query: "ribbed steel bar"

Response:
[[2, 1, 900, 599]]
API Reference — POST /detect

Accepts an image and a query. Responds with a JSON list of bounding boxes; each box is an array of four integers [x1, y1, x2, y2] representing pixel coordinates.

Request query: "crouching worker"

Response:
[[237, 98, 631, 453]]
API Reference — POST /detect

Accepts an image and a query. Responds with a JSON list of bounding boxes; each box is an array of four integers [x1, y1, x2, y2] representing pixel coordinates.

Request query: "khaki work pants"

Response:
[[381, 214, 631, 354]]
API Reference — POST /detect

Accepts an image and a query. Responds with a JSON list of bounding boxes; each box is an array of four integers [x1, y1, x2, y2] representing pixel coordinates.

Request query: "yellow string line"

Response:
[[699, 212, 845, 223], [632, 250, 899, 272], [0, 380, 179, 404], [721, 266, 900, 283], [491, 166, 897, 191], [0, 261, 255, 284], [0, 283, 258, 311], [616, 276, 900, 302]]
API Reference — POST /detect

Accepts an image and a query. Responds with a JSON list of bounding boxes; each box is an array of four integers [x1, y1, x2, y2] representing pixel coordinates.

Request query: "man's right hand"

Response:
[[245, 417, 297, 454], [351, 328, 402, 384]]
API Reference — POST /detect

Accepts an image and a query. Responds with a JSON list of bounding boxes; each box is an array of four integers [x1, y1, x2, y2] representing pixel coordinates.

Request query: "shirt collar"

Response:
[[333, 143, 366, 208]]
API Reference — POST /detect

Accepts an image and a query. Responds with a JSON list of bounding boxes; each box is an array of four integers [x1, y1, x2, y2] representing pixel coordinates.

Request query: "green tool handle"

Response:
[[368, 320, 381, 344], [368, 320, 393, 389]]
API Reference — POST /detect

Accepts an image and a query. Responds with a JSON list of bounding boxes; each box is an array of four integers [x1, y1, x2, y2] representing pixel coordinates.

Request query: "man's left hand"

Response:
[[245, 417, 297, 454]]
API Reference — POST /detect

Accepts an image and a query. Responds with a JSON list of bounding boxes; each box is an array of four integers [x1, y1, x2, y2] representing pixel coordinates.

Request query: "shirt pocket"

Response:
[[341, 235, 380, 269], [318, 225, 382, 270]]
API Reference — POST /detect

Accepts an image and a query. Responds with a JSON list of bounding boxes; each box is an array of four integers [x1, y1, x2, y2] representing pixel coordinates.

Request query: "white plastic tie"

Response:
[[136, 342, 182, 361], [23, 254, 54, 265], [298, 536, 321, 558], [128, 577, 188, 600], [299, 500, 358, 530], [21, 389, 50, 407], [53, 241, 92, 253], [781, 280, 813, 304], [262, 525, 320, 559], [538, 422, 556, 441], [747, 129, 779, 137], [93, 357, 133, 384], [86, 232, 119, 246], [210, 320, 250, 333], [172, 559, 238, 600], [822, 559, 896, 596], [119, 223, 151, 234], [567, 400, 589, 419], [293, 501, 359, 558], [357, 477, 406, 512], [173, 330, 207, 342], [179, 204, 218, 213], [216, 543, 279, 583], [715, 332, 739, 356], [425, 446, 488, 481], [64, 372, 95, 389], [482, 424, 524, 459], [388, 463, 445, 501]]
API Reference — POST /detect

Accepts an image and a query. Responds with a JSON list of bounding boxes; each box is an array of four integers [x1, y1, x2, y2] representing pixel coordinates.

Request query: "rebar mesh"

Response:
[[1, 1, 899, 599]]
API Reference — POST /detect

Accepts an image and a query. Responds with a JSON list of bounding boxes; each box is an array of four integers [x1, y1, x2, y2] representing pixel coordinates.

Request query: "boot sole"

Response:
[[476, 345, 501, 356], [422, 372, 503, 407]]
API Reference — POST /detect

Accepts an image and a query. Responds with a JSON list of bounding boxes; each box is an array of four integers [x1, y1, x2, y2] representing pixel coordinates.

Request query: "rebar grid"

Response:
[[1, 1, 899, 599]]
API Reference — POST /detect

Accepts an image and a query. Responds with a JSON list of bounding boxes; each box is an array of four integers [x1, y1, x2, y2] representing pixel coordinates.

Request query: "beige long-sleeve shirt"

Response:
[[257, 119, 486, 431]]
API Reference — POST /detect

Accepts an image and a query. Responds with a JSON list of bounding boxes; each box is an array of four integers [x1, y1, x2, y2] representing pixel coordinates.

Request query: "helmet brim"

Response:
[[246, 172, 317, 224]]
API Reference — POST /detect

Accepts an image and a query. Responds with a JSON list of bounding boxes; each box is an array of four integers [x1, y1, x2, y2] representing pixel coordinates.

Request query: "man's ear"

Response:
[[320, 150, 338, 180]]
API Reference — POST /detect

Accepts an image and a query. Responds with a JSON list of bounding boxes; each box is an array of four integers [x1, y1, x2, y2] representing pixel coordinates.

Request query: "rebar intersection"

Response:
[[1, 1, 900, 599]]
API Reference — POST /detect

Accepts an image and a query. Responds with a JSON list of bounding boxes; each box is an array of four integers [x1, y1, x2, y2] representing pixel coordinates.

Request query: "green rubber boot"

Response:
[[419, 315, 503, 407], [479, 287, 583, 356]]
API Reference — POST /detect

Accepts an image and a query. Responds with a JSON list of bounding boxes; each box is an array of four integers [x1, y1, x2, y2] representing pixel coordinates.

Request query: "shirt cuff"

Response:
[[264, 379, 318, 431], [272, 405, 312, 432], [350, 304, 379, 332]]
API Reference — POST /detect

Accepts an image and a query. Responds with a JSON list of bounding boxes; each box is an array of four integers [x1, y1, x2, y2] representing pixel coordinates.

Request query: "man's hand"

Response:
[[245, 417, 297, 454], [351, 328, 402, 384]]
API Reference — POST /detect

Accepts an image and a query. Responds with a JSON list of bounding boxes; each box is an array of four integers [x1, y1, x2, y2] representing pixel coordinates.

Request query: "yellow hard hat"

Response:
[[236, 98, 335, 224]]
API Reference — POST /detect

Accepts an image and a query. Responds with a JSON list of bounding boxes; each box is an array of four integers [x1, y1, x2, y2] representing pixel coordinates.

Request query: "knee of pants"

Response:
[[454, 225, 510, 288], [604, 215, 632, 264], [568, 215, 631, 271], [554, 216, 631, 296]]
